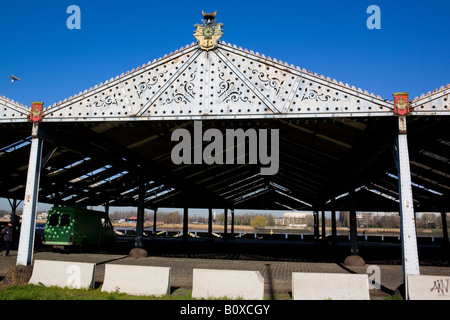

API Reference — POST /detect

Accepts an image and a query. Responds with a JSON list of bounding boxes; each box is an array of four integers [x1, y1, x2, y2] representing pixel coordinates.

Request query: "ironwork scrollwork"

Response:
[[135, 72, 167, 99], [301, 88, 340, 102], [217, 69, 251, 103], [165, 71, 197, 104], [86, 95, 117, 108], [249, 68, 284, 95]]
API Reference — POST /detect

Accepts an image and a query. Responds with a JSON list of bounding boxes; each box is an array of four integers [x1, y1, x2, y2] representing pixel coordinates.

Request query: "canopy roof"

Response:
[[1, 35, 449, 212]]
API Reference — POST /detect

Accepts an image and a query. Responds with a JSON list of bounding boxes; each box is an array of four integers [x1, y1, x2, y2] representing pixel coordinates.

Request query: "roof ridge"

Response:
[[0, 94, 29, 110], [412, 84, 450, 102], [218, 41, 385, 101]]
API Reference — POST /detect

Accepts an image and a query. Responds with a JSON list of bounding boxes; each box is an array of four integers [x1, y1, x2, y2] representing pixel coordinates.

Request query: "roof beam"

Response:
[[34, 123, 229, 208]]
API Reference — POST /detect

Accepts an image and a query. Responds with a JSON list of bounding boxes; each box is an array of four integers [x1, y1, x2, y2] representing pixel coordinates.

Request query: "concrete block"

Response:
[[101, 264, 171, 296], [29, 260, 95, 289], [192, 269, 264, 300], [292, 272, 370, 300], [408, 275, 450, 300]]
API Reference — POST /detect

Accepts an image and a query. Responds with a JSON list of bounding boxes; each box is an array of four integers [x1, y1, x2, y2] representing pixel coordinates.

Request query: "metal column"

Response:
[[183, 206, 189, 242], [349, 208, 359, 255], [208, 207, 213, 242], [231, 209, 235, 235], [321, 211, 326, 240], [17, 123, 44, 266], [442, 212, 448, 247], [8, 198, 21, 225], [395, 116, 420, 296], [348, 187, 359, 255], [313, 211, 319, 239], [135, 179, 145, 248], [331, 210, 337, 245], [223, 208, 228, 240], [153, 208, 158, 234]]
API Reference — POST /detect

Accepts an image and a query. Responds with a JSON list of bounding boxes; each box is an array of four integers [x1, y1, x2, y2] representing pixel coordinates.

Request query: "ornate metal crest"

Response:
[[30, 102, 44, 122], [393, 92, 410, 116], [194, 11, 223, 51]]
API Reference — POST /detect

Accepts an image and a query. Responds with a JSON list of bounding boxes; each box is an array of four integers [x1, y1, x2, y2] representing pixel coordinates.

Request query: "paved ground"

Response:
[[1, 238, 449, 300]]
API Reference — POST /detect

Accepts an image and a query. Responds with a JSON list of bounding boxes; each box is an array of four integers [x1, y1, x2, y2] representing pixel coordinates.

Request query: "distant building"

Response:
[[283, 212, 312, 227], [274, 217, 284, 226], [127, 216, 138, 223], [37, 212, 48, 220]]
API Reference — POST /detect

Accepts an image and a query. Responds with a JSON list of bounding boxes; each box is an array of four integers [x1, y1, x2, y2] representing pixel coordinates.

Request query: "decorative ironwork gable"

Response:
[[41, 42, 396, 122]]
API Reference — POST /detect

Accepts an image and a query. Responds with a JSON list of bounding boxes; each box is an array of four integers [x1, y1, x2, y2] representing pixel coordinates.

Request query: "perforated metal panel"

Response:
[[2, 43, 450, 124], [411, 85, 450, 116], [41, 43, 396, 123]]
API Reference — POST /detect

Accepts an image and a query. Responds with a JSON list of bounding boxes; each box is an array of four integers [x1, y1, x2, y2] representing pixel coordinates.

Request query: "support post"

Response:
[[441, 212, 448, 247], [331, 210, 337, 246], [223, 208, 228, 240], [7, 198, 21, 225], [135, 179, 145, 248], [395, 115, 420, 297], [153, 208, 158, 234], [349, 207, 358, 255], [208, 207, 213, 242], [8, 198, 21, 244], [313, 210, 319, 240], [321, 210, 326, 241], [343, 190, 365, 266], [347, 184, 360, 256], [17, 123, 43, 266], [231, 209, 235, 235], [183, 206, 189, 242]]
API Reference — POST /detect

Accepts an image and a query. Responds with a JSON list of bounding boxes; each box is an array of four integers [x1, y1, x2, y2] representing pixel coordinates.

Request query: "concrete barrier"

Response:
[[101, 264, 171, 296], [408, 275, 450, 300], [192, 269, 264, 300], [292, 272, 370, 300], [29, 260, 95, 289]]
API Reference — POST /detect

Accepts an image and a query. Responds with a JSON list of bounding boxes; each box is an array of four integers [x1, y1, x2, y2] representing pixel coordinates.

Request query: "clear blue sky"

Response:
[[0, 0, 449, 213]]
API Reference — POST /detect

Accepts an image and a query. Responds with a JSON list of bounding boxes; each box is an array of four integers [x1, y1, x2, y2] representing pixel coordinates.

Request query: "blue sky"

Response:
[[1, 0, 449, 108], [0, 0, 449, 213]]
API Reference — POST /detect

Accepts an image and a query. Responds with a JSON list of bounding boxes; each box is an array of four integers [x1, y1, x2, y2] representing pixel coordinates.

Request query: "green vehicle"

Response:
[[43, 207, 116, 250]]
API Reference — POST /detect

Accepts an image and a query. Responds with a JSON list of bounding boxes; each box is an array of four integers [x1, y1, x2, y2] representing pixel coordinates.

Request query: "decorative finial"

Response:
[[202, 10, 217, 21], [194, 11, 223, 51]]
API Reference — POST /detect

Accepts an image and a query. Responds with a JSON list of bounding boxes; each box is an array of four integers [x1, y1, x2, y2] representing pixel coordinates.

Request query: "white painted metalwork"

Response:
[[16, 124, 43, 266], [411, 85, 450, 116], [1, 44, 448, 124], [395, 116, 420, 299], [40, 42, 396, 123], [0, 95, 29, 122]]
